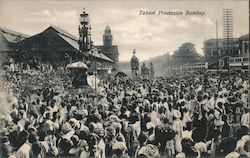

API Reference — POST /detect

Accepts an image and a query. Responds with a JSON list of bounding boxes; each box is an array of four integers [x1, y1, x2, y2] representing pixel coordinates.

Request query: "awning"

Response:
[[66, 61, 88, 69]]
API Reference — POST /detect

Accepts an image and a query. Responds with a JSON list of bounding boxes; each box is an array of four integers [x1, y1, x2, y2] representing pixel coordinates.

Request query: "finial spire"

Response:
[[133, 49, 136, 55]]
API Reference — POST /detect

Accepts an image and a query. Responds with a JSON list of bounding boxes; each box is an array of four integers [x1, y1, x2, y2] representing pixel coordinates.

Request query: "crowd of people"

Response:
[[0, 63, 249, 158]]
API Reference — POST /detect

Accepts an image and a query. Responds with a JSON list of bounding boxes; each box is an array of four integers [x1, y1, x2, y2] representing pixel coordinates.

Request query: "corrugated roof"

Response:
[[48, 26, 113, 62], [95, 45, 119, 55], [16, 25, 113, 62], [95, 45, 118, 62], [57, 34, 79, 50], [0, 27, 29, 43], [50, 25, 78, 41], [0, 32, 12, 52], [88, 48, 113, 62]]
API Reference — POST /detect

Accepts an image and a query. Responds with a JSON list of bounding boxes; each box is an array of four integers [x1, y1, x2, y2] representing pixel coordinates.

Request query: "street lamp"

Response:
[[79, 9, 90, 54], [79, 11, 89, 25]]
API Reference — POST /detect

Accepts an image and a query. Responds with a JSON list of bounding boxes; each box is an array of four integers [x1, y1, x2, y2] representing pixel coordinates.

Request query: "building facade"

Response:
[[172, 43, 204, 65], [239, 34, 249, 57], [204, 34, 249, 72], [229, 34, 249, 71], [203, 38, 240, 62]]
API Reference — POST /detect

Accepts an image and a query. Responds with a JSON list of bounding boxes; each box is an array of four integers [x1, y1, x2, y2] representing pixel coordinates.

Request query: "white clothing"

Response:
[[173, 119, 183, 153], [241, 112, 250, 128], [15, 143, 31, 158], [194, 142, 207, 153], [182, 112, 192, 128]]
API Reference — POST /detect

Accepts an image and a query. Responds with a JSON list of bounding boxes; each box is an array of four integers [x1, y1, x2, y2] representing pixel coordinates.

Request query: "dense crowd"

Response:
[[0, 64, 249, 158]]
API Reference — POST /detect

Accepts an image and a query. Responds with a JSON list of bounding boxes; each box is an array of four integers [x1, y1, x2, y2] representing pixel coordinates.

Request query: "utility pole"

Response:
[[170, 55, 172, 75], [223, 8, 233, 80], [216, 20, 219, 76]]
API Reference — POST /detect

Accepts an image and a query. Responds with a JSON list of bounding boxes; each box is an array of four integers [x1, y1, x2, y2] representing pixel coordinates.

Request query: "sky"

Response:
[[0, 0, 248, 61]]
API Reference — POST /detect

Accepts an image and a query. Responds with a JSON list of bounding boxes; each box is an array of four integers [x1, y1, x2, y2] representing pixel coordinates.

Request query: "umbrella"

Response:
[[66, 62, 88, 69]]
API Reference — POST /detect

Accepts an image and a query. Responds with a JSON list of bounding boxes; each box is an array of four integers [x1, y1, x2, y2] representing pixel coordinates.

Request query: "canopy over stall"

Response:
[[66, 61, 88, 88], [66, 61, 88, 69]]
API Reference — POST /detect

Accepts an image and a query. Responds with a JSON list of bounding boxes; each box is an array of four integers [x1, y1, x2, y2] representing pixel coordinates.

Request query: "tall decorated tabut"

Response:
[[130, 49, 139, 78], [67, 9, 92, 88]]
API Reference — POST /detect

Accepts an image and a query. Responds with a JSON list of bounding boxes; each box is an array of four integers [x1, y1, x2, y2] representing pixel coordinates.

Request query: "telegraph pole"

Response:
[[223, 8, 233, 80], [216, 20, 219, 76]]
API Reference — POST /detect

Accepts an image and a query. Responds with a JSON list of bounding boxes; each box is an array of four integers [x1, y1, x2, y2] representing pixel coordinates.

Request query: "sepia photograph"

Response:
[[0, 0, 249, 157]]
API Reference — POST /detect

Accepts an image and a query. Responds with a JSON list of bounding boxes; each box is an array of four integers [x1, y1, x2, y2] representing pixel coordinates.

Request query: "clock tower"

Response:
[[103, 25, 113, 47], [96, 24, 119, 64]]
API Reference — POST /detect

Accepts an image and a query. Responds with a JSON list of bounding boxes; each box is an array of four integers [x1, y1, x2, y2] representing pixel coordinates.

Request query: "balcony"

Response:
[[229, 57, 249, 67]]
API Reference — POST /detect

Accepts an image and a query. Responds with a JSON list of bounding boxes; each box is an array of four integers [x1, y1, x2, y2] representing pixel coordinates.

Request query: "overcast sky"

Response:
[[0, 0, 248, 61]]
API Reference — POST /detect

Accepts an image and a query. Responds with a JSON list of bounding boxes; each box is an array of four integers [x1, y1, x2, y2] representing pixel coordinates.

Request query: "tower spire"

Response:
[[103, 24, 112, 47]]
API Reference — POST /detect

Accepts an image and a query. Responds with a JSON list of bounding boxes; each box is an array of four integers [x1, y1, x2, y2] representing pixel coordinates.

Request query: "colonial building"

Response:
[[95, 25, 119, 64], [204, 34, 249, 72], [203, 38, 240, 62], [239, 34, 249, 57], [172, 43, 203, 65], [130, 49, 139, 78], [0, 27, 29, 64], [170, 43, 204, 74], [229, 34, 249, 71]]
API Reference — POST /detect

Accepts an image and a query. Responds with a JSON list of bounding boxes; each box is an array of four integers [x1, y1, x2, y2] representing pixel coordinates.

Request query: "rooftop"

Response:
[[0, 26, 29, 43]]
